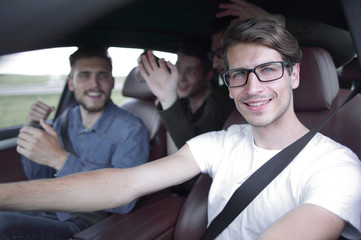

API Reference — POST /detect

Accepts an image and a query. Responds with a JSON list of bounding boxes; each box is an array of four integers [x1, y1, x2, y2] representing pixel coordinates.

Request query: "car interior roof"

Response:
[[0, 0, 350, 56]]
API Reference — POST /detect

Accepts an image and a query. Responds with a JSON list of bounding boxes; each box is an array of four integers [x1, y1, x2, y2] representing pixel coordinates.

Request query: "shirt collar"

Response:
[[72, 100, 116, 134]]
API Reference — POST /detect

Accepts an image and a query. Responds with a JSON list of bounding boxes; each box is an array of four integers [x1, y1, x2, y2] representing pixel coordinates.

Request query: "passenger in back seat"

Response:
[[0, 47, 149, 239], [138, 37, 234, 152], [138, 37, 234, 195]]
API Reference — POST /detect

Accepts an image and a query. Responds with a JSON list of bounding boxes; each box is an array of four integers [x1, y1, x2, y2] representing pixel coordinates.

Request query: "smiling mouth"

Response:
[[178, 84, 189, 91], [87, 91, 102, 97], [245, 99, 271, 107]]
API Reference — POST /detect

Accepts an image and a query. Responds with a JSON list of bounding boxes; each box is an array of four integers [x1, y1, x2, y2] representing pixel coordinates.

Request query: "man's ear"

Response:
[[291, 63, 300, 90], [110, 76, 115, 89], [229, 89, 234, 99], [67, 75, 74, 91]]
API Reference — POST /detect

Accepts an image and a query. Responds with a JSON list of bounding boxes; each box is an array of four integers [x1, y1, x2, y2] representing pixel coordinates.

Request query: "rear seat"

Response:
[[119, 67, 167, 161], [120, 67, 179, 156]]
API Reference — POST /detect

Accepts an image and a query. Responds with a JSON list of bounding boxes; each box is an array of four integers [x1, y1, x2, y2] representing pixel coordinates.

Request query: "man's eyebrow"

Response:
[[78, 70, 109, 74], [78, 70, 90, 74], [184, 66, 198, 71]]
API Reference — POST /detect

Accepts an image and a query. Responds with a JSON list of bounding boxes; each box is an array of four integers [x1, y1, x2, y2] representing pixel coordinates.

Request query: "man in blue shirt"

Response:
[[0, 47, 149, 239]]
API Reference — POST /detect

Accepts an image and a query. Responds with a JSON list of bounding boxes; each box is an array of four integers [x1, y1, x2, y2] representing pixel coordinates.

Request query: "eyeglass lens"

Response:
[[208, 49, 224, 61], [224, 62, 286, 87]]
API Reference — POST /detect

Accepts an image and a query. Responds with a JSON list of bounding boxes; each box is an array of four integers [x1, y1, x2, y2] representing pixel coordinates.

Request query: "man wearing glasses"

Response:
[[223, 61, 293, 88], [0, 18, 360, 240]]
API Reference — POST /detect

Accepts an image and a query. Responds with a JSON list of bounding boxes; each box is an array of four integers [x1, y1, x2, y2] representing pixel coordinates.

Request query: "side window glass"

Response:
[[108, 47, 177, 105], [0, 47, 77, 129]]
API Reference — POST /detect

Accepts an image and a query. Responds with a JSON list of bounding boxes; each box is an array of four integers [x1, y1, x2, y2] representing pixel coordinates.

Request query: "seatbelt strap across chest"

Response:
[[60, 107, 77, 156]]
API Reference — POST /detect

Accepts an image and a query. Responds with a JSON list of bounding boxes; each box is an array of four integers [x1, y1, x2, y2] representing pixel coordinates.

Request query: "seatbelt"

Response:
[[59, 107, 109, 225], [60, 107, 77, 156], [200, 82, 361, 240]]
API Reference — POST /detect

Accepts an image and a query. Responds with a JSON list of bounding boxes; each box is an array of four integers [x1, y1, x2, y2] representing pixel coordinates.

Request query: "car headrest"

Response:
[[122, 67, 156, 101], [293, 47, 339, 111]]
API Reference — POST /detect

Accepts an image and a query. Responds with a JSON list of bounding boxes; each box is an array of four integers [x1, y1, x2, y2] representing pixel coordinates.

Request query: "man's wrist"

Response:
[[159, 95, 178, 110], [52, 152, 68, 171], [25, 120, 40, 128]]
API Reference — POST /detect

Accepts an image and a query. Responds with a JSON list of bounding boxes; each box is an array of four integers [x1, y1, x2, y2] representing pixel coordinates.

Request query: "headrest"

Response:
[[122, 67, 156, 100], [293, 47, 339, 111]]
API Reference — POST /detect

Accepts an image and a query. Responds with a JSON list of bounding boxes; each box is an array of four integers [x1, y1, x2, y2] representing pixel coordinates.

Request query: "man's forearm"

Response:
[[0, 169, 133, 213]]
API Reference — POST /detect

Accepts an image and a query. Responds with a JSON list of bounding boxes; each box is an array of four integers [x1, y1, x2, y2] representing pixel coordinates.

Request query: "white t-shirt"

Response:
[[187, 124, 361, 240]]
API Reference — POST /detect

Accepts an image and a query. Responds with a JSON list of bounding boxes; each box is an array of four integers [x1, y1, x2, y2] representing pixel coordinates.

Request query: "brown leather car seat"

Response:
[[293, 48, 361, 158], [119, 67, 167, 161]]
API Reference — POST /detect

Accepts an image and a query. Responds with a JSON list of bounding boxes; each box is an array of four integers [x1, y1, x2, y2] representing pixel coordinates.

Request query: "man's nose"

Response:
[[244, 72, 263, 94], [178, 70, 186, 82], [213, 58, 224, 73], [89, 74, 101, 87]]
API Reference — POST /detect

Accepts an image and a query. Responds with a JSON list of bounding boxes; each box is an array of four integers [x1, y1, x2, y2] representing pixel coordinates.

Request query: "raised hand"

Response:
[[17, 119, 67, 171], [216, 0, 285, 27], [138, 50, 179, 110]]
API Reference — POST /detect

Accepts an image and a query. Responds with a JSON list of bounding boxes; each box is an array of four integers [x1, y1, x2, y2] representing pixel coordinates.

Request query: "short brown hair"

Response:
[[222, 18, 302, 71], [69, 46, 113, 73], [178, 36, 212, 73]]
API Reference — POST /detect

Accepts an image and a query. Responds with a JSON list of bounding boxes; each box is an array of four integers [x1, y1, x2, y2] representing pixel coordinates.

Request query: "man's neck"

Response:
[[188, 88, 212, 114], [251, 113, 309, 150], [80, 108, 104, 129]]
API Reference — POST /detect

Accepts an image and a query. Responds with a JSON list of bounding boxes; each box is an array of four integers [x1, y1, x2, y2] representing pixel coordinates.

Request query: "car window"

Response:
[[0, 47, 176, 129]]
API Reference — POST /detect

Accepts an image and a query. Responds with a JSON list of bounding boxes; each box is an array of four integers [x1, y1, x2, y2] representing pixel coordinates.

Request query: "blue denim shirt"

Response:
[[21, 100, 149, 221]]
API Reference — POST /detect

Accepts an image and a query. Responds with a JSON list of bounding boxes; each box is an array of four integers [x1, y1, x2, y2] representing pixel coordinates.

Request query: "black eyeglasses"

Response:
[[222, 61, 293, 88], [208, 48, 225, 61]]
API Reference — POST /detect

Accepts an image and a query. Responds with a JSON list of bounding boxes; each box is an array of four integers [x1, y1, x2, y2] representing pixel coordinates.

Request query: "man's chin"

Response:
[[80, 101, 107, 113], [177, 90, 189, 98]]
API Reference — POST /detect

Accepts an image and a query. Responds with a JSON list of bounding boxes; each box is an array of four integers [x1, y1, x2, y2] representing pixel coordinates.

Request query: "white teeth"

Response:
[[88, 92, 101, 96], [247, 100, 270, 107], [178, 84, 188, 89]]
